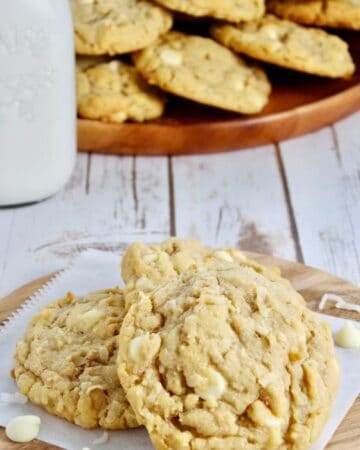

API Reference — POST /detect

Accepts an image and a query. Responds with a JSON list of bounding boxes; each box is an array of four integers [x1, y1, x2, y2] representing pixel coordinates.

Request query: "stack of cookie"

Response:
[[13, 238, 340, 450], [73, 0, 358, 124]]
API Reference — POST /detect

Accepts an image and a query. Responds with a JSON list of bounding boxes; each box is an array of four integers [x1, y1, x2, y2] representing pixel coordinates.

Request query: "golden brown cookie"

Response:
[[77, 60, 166, 123], [13, 288, 138, 430], [211, 14, 355, 78], [71, 0, 173, 55], [122, 238, 285, 310], [152, 0, 265, 22], [267, 0, 360, 30], [133, 32, 271, 114], [118, 268, 339, 450]]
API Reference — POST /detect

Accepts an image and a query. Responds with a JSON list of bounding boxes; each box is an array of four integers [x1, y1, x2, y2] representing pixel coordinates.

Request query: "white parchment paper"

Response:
[[0, 250, 359, 450]]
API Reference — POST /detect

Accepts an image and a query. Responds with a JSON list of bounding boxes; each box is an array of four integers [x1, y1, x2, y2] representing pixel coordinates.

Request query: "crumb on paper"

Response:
[[319, 293, 360, 313], [92, 431, 109, 445], [335, 322, 360, 349]]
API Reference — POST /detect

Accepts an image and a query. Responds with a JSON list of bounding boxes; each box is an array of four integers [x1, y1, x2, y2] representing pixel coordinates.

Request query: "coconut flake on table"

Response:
[[92, 431, 109, 445], [319, 293, 360, 313], [0, 392, 28, 404]]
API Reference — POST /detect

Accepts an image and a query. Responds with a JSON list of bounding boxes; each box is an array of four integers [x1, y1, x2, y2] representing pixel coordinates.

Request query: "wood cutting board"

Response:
[[78, 32, 360, 156], [0, 252, 359, 449]]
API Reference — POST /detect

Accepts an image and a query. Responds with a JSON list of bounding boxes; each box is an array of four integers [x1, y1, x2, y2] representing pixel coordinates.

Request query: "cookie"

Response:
[[121, 238, 283, 309], [13, 288, 138, 430], [118, 268, 339, 450], [211, 15, 355, 79], [133, 32, 271, 114], [267, 0, 360, 30], [71, 0, 173, 55], [77, 60, 166, 123], [152, 0, 265, 22]]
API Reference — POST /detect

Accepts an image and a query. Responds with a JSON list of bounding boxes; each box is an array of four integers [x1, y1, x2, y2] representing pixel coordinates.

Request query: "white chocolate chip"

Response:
[[160, 48, 183, 66], [6, 415, 41, 443], [232, 250, 247, 261], [213, 250, 234, 263], [129, 334, 150, 362], [256, 286, 269, 301], [233, 78, 245, 92], [110, 111, 127, 123], [136, 275, 155, 291], [248, 400, 282, 428], [82, 309, 102, 320], [335, 322, 360, 348], [262, 24, 280, 40], [143, 253, 158, 263], [109, 61, 119, 73], [251, 91, 267, 111], [126, 279, 135, 290], [197, 368, 226, 400]]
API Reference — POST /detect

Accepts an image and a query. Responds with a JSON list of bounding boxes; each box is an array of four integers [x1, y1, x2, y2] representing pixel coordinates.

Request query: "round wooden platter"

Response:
[[78, 32, 360, 156], [0, 252, 359, 449]]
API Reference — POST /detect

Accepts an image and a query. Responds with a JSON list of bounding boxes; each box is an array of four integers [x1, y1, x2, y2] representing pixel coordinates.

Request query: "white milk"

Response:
[[0, 1, 76, 206]]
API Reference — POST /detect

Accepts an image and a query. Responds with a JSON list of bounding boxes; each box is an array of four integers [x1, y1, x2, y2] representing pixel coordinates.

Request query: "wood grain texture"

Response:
[[77, 34, 360, 156], [0, 253, 359, 449], [0, 155, 170, 299], [279, 112, 360, 285], [171, 147, 298, 260]]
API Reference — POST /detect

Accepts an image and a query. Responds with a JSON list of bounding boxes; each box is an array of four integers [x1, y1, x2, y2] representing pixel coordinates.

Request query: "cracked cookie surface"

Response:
[[122, 238, 284, 310], [71, 0, 173, 55], [118, 268, 339, 450], [211, 14, 355, 78], [77, 60, 166, 123], [152, 0, 265, 22], [13, 288, 138, 430], [133, 32, 271, 114], [267, 0, 360, 30]]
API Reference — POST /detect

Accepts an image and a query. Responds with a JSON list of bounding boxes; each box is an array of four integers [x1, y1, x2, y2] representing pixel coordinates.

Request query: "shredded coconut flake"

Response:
[[319, 293, 360, 313], [0, 392, 28, 405], [92, 431, 109, 445]]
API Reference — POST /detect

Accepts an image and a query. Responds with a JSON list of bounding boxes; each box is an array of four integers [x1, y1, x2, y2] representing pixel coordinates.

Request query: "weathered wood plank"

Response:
[[0, 154, 171, 297], [87, 154, 170, 235], [172, 147, 297, 260], [280, 113, 360, 284], [0, 154, 89, 297]]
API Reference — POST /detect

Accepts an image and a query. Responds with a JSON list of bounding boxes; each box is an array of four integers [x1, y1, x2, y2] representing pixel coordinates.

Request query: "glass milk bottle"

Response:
[[0, 1, 76, 206]]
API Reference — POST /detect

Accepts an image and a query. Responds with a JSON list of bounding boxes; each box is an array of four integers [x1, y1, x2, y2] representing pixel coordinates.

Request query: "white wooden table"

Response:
[[1, 111, 359, 298]]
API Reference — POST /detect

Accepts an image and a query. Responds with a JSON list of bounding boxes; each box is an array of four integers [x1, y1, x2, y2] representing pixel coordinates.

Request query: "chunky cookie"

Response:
[[77, 60, 166, 123], [152, 0, 265, 22], [267, 0, 360, 30], [118, 268, 339, 450], [71, 0, 173, 55], [133, 32, 271, 114], [211, 15, 355, 79], [13, 288, 138, 430], [122, 238, 283, 309]]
